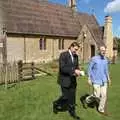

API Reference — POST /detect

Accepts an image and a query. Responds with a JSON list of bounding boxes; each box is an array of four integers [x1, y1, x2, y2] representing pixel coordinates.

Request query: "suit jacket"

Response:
[[58, 51, 79, 88]]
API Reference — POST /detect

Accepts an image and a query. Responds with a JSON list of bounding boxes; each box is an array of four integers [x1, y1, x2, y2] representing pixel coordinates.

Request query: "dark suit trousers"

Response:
[[61, 83, 76, 106]]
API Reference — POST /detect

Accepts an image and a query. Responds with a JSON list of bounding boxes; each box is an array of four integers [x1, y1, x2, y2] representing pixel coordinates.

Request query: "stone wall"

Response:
[[7, 35, 75, 63]]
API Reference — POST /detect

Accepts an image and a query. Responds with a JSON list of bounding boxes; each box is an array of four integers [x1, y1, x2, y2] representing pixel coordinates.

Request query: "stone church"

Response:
[[0, 0, 113, 63]]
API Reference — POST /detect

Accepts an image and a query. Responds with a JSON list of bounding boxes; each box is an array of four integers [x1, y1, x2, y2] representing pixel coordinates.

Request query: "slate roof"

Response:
[[0, 0, 103, 44]]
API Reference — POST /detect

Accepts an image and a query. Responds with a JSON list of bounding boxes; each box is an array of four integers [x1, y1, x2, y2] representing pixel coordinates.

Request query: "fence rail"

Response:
[[18, 60, 52, 80]]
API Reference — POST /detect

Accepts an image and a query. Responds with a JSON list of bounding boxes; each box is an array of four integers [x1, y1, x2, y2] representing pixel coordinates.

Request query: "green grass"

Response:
[[0, 64, 120, 120]]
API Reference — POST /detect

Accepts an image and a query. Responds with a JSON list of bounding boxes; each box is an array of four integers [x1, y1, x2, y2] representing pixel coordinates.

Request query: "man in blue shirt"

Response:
[[81, 46, 111, 115]]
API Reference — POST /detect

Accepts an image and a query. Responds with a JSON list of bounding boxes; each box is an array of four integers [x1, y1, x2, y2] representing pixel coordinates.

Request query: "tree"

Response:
[[114, 37, 120, 53]]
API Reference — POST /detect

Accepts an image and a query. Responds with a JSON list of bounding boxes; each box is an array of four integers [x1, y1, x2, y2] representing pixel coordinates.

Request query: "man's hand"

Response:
[[108, 79, 111, 86], [88, 78, 92, 86], [74, 69, 81, 76]]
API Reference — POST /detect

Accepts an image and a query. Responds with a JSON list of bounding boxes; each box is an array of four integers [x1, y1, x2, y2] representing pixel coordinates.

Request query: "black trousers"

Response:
[[54, 78, 77, 113], [61, 83, 76, 106]]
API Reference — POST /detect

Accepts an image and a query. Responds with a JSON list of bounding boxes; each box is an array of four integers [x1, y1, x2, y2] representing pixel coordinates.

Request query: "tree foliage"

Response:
[[114, 37, 120, 53]]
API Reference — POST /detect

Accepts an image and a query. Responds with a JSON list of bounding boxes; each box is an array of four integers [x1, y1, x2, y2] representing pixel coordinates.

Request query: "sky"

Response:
[[49, 0, 120, 37]]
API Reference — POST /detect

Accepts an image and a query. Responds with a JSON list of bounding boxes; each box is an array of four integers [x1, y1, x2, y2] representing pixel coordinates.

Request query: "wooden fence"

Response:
[[18, 60, 35, 80], [18, 60, 52, 80], [0, 62, 18, 84], [0, 60, 52, 87]]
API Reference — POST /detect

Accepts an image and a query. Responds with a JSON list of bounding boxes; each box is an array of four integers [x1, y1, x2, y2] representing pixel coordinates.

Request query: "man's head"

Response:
[[99, 46, 106, 56], [69, 42, 80, 54]]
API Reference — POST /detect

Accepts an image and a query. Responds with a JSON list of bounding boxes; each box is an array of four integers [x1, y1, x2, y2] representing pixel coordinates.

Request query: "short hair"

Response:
[[98, 45, 106, 50], [69, 42, 80, 48]]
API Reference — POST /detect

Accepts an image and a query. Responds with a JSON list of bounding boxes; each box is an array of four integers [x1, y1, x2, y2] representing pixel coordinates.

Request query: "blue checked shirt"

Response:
[[88, 55, 109, 85]]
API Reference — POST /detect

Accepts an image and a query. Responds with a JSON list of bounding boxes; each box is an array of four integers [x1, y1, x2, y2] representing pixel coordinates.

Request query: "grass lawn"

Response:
[[0, 63, 120, 120]]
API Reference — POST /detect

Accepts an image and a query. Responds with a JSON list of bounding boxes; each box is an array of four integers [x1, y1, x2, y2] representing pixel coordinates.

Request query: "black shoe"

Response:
[[53, 99, 68, 114], [68, 105, 80, 120], [70, 113, 80, 120], [80, 94, 89, 109], [53, 102, 58, 114]]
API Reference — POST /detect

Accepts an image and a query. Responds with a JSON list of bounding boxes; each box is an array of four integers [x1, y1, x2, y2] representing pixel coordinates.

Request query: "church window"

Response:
[[58, 38, 64, 50], [39, 37, 46, 50]]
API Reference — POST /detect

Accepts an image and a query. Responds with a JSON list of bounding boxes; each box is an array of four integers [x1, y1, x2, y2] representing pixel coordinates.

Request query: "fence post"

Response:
[[2, 27, 8, 89], [31, 62, 35, 79], [18, 60, 23, 81], [4, 63, 8, 89]]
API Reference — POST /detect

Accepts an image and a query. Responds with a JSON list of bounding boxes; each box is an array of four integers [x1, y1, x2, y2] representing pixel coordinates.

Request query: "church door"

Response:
[[91, 45, 95, 57]]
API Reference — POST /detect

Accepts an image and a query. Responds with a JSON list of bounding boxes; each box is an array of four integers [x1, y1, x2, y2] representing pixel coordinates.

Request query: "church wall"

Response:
[[6, 34, 75, 63], [77, 25, 98, 63]]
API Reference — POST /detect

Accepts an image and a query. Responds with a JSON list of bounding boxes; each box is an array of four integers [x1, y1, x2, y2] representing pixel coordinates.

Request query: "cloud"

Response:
[[104, 0, 120, 13]]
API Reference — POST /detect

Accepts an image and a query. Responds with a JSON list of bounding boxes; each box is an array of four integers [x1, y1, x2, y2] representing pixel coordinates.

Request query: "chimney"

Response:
[[68, 0, 77, 11], [103, 15, 113, 58]]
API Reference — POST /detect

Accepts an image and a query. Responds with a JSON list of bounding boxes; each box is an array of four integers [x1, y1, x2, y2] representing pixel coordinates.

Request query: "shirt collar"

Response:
[[68, 49, 72, 56], [98, 55, 105, 60]]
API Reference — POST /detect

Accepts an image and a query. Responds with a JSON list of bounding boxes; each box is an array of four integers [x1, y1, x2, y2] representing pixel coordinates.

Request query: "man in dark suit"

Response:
[[53, 42, 81, 120]]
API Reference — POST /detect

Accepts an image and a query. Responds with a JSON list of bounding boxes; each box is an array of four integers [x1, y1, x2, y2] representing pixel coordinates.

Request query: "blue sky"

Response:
[[49, 0, 120, 37]]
